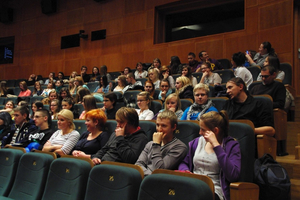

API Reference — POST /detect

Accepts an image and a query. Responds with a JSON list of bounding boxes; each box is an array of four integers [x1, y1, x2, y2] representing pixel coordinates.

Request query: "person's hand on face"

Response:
[[152, 132, 164, 144], [202, 130, 219, 147], [115, 122, 126, 136]]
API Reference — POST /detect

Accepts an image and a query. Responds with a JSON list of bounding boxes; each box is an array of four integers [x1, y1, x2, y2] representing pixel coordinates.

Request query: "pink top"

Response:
[[79, 111, 86, 119], [18, 89, 31, 97]]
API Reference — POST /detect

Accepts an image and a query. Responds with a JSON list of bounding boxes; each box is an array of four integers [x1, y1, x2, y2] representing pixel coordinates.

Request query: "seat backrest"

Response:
[[150, 100, 162, 115], [217, 58, 231, 69], [247, 65, 261, 81], [85, 161, 143, 200], [113, 91, 123, 100], [175, 121, 199, 149], [0, 149, 24, 196], [30, 96, 45, 104], [105, 120, 117, 135], [180, 98, 193, 111], [248, 81, 262, 91], [214, 69, 235, 83], [110, 71, 121, 80], [123, 90, 142, 106], [51, 120, 58, 132], [280, 63, 292, 85], [6, 79, 16, 87], [229, 120, 255, 182], [74, 103, 85, 116], [7, 152, 54, 200], [74, 120, 87, 135], [209, 97, 228, 111], [86, 82, 99, 92], [0, 97, 5, 105], [136, 78, 147, 86], [42, 157, 91, 200], [138, 173, 213, 200], [192, 72, 203, 82], [5, 97, 18, 105], [139, 120, 156, 141]]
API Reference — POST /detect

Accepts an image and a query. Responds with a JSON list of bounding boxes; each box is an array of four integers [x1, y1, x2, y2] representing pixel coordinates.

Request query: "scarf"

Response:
[[186, 99, 213, 120], [158, 88, 172, 100]]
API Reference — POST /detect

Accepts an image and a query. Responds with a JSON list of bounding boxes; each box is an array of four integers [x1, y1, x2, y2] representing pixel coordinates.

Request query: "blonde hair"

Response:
[[176, 76, 191, 87], [148, 68, 159, 82], [57, 109, 75, 130], [193, 83, 210, 94], [157, 110, 178, 129], [137, 91, 153, 107], [164, 93, 181, 111]]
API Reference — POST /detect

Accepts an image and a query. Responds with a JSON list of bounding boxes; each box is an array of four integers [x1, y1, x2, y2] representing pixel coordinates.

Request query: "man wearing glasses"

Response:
[[250, 65, 286, 109]]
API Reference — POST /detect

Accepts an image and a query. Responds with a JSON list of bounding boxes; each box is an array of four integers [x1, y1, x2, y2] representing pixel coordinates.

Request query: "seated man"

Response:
[[223, 77, 275, 136], [250, 65, 286, 109], [26, 109, 54, 152], [197, 51, 223, 71], [3, 106, 38, 147], [135, 110, 187, 176], [81, 65, 90, 83], [122, 73, 143, 93], [187, 52, 200, 72], [91, 107, 148, 165]]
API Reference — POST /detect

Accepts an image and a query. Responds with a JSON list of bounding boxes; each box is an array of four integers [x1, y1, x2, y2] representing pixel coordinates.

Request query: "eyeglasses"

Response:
[[200, 67, 208, 70], [260, 75, 270, 78], [137, 100, 146, 102], [50, 104, 57, 107], [161, 85, 169, 88], [103, 100, 110, 102], [194, 93, 207, 97]]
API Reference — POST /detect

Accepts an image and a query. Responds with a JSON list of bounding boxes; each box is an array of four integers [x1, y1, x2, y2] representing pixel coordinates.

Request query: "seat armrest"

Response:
[[257, 134, 277, 159], [230, 182, 259, 200]]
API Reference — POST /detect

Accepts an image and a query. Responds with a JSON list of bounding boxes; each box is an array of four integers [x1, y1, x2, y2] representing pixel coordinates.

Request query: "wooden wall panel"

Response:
[[102, 35, 122, 55], [49, 13, 68, 31], [64, 47, 82, 60], [19, 50, 33, 66], [167, 41, 196, 64], [50, 46, 65, 61], [245, 6, 259, 34], [122, 52, 145, 68], [195, 39, 224, 60], [144, 46, 169, 64], [67, 8, 84, 27], [101, 0, 124, 21], [34, 47, 50, 64], [36, 16, 50, 33], [121, 31, 146, 53], [49, 30, 66, 47], [83, 4, 103, 24], [225, 34, 257, 59], [22, 19, 37, 36], [20, 34, 37, 50], [246, 0, 257, 7], [99, 53, 124, 70], [36, 33, 50, 48], [259, 1, 292, 30], [122, 13, 147, 33], [103, 19, 123, 36], [125, 0, 145, 14]]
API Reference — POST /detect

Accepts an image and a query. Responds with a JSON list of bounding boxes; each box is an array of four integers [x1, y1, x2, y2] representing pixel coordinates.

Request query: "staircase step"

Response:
[[291, 179, 300, 200]]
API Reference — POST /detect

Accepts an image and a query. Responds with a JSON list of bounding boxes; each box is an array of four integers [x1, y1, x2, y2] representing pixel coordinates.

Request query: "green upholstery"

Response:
[[136, 78, 147, 86], [86, 82, 99, 92], [73, 104, 85, 116], [41, 157, 91, 200], [123, 90, 142, 108], [175, 121, 199, 149], [149, 100, 162, 115], [51, 120, 58, 132], [180, 99, 193, 111], [30, 96, 44, 104], [193, 72, 203, 82], [209, 97, 228, 112], [74, 120, 87, 135], [139, 120, 156, 141], [138, 174, 213, 200], [0, 97, 5, 105], [247, 66, 261, 80], [104, 120, 117, 136], [0, 149, 23, 196], [1, 152, 54, 200], [229, 121, 255, 182], [217, 58, 231, 69], [84, 164, 142, 200], [280, 63, 292, 85], [5, 97, 18, 105], [214, 69, 235, 83]]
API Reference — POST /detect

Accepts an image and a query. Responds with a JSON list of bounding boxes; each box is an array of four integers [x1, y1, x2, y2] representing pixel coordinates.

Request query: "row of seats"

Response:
[[0, 119, 258, 200]]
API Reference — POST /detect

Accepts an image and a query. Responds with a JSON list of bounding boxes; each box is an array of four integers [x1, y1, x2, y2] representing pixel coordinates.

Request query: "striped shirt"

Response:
[[49, 130, 80, 155]]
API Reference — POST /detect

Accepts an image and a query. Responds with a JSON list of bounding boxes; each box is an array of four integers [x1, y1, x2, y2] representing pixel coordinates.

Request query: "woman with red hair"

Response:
[[72, 109, 109, 158]]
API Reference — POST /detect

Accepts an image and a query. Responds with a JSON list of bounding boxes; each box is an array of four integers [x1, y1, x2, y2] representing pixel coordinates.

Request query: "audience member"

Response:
[[223, 77, 275, 136], [169, 56, 183, 75], [26, 109, 53, 152], [144, 80, 156, 98], [32, 81, 43, 96], [159, 65, 175, 88], [18, 81, 31, 97], [28, 74, 43, 86], [49, 90, 58, 101], [42, 109, 80, 156], [91, 107, 148, 165], [198, 51, 223, 71], [0, 112, 14, 142], [79, 95, 98, 120], [257, 55, 285, 81], [100, 65, 112, 82], [187, 52, 200, 72], [198, 62, 222, 85], [231, 52, 253, 89], [30, 101, 43, 119], [0, 81, 14, 97], [44, 72, 56, 85], [246, 41, 276, 68], [250, 65, 286, 109], [135, 62, 148, 79], [178, 111, 241, 200], [157, 79, 172, 102], [41, 82, 55, 97], [0, 100, 15, 117], [152, 58, 162, 70], [57, 72, 64, 81], [59, 87, 72, 101], [122, 67, 132, 76], [148, 68, 160, 89], [175, 76, 194, 100], [74, 76, 90, 94], [136, 110, 187, 176], [50, 99, 61, 120], [3, 106, 37, 147], [62, 97, 79, 119], [94, 75, 110, 93], [182, 65, 197, 86], [81, 66, 90, 82], [122, 73, 143, 93], [69, 71, 78, 80], [136, 91, 154, 120], [72, 109, 109, 158], [113, 75, 126, 92], [69, 78, 76, 95], [101, 92, 118, 120], [181, 83, 217, 120], [55, 79, 64, 94], [90, 66, 100, 82]]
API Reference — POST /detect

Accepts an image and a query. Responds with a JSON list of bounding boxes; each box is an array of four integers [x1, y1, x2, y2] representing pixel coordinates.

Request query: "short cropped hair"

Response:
[[157, 110, 178, 129], [116, 107, 139, 128], [85, 109, 107, 130], [193, 83, 210, 94]]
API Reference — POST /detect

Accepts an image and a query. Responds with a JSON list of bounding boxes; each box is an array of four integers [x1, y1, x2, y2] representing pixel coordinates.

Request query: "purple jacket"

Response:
[[178, 136, 241, 200]]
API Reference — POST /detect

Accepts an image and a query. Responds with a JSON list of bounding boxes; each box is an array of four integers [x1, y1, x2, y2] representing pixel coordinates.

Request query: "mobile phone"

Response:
[[246, 50, 249, 54]]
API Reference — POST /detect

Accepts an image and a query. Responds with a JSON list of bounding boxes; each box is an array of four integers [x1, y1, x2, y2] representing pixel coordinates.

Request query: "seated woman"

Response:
[[59, 87, 72, 101], [0, 112, 14, 142], [157, 79, 172, 102], [18, 81, 31, 97], [72, 109, 109, 158], [148, 68, 160, 89], [42, 109, 80, 156], [69, 71, 78, 80], [198, 62, 222, 85], [57, 72, 65, 81], [152, 58, 162, 71], [50, 99, 61, 120], [79, 95, 98, 119], [178, 111, 241, 200], [134, 62, 148, 79], [68, 78, 76, 95], [94, 75, 110, 94], [136, 91, 154, 120], [48, 90, 58, 102], [90, 66, 100, 82], [232, 52, 253, 89], [62, 97, 79, 119], [257, 55, 285, 81], [0, 100, 15, 118], [74, 76, 90, 94], [182, 65, 197, 87], [30, 101, 43, 119], [32, 81, 43, 96], [181, 83, 217, 120], [55, 79, 64, 94], [101, 92, 118, 119], [175, 76, 194, 100], [0, 81, 14, 97], [152, 93, 183, 120], [41, 81, 55, 97], [159, 65, 175, 88], [100, 65, 112, 82], [44, 72, 55, 85], [113, 75, 126, 92], [144, 80, 156, 99], [169, 56, 183, 75]]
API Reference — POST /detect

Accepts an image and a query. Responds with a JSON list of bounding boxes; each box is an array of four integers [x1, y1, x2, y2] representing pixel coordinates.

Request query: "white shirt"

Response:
[[135, 109, 154, 120]]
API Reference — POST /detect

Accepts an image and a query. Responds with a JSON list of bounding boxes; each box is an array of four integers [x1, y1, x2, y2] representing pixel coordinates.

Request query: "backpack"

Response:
[[254, 154, 291, 200]]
